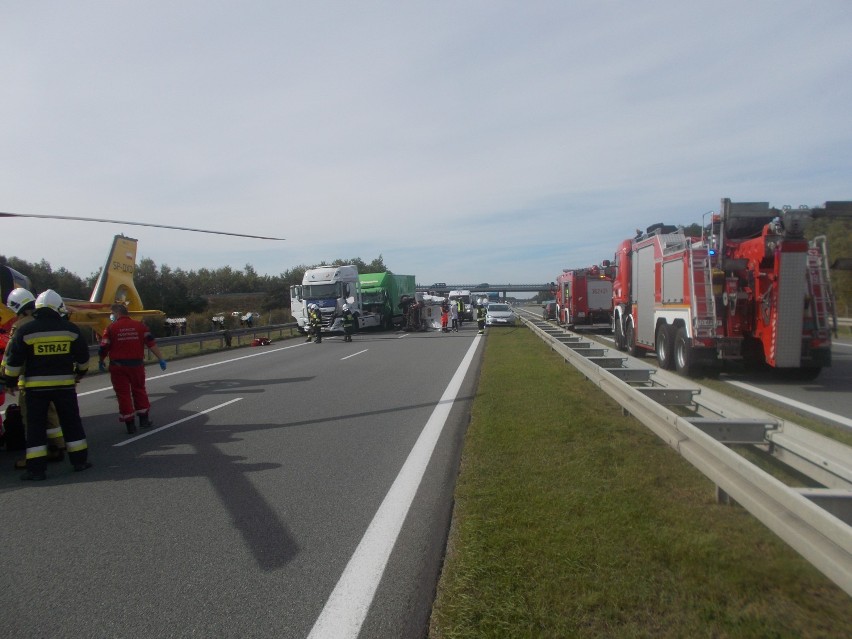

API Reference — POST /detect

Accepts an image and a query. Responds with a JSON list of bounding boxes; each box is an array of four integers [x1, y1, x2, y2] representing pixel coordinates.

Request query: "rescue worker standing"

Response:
[[98, 304, 167, 434], [2, 288, 66, 468], [2, 290, 91, 480], [341, 304, 356, 342], [476, 304, 487, 335], [306, 304, 322, 343]]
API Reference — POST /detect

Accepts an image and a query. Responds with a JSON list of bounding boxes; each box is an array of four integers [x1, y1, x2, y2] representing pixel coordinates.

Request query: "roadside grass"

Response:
[[429, 327, 851, 638]]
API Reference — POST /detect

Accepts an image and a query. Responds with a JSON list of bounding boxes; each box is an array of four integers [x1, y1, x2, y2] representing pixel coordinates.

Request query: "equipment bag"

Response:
[[3, 404, 26, 451]]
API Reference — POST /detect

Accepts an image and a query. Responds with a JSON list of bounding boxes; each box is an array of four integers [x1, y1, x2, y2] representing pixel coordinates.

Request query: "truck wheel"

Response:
[[614, 318, 626, 351], [655, 323, 674, 370], [626, 322, 643, 357], [674, 326, 696, 377]]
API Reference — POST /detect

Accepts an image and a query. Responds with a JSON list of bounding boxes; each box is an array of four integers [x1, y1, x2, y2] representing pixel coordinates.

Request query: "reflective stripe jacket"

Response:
[[3, 311, 90, 389]]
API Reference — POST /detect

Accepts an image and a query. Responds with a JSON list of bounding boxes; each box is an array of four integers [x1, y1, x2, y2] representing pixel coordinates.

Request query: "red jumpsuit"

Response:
[[99, 316, 158, 426]]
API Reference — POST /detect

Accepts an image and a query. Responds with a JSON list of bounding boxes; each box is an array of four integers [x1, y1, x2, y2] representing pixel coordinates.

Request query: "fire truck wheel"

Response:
[[626, 322, 643, 358], [674, 327, 695, 376], [614, 319, 626, 350], [655, 324, 675, 370]]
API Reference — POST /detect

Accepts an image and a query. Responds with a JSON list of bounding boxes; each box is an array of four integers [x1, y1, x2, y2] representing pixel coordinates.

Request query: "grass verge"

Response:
[[428, 327, 851, 638]]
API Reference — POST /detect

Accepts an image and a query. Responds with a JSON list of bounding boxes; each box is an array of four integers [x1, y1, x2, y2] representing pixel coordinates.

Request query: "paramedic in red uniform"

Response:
[[98, 304, 167, 434]]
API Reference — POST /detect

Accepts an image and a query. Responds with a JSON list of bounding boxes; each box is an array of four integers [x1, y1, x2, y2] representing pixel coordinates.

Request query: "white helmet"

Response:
[[6, 288, 36, 315], [35, 289, 68, 316], [342, 304, 349, 311]]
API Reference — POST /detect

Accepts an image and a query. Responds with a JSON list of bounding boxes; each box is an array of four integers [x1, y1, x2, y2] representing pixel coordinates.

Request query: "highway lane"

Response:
[[719, 338, 852, 430], [1, 327, 484, 638]]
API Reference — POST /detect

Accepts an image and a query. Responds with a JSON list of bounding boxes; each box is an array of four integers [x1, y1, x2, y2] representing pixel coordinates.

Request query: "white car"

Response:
[[485, 303, 516, 327]]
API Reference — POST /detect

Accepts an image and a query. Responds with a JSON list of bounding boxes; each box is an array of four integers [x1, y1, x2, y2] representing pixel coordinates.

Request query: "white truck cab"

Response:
[[290, 265, 381, 333]]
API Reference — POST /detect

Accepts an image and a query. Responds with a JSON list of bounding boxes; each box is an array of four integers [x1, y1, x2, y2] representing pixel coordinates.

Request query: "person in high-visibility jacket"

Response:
[[307, 304, 323, 343], [98, 304, 167, 434], [2, 289, 91, 480], [476, 304, 487, 335], [1, 288, 66, 469], [341, 304, 356, 342]]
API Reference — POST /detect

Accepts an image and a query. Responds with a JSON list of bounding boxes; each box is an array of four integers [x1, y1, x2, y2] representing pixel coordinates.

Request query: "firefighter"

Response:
[[307, 304, 322, 343], [98, 304, 167, 434], [476, 303, 487, 335], [341, 304, 356, 342], [2, 288, 66, 469], [3, 289, 92, 480]]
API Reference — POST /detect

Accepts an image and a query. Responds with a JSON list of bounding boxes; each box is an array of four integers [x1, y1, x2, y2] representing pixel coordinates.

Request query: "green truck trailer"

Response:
[[358, 272, 415, 330]]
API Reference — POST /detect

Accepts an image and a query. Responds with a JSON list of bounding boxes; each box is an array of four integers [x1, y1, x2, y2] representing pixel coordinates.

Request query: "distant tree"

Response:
[[0, 256, 88, 298], [683, 223, 703, 238]]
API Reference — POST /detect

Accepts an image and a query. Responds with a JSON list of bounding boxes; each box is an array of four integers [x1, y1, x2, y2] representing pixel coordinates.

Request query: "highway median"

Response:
[[428, 327, 851, 638]]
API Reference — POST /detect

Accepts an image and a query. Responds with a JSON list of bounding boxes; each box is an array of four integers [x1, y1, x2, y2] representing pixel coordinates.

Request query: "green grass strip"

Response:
[[429, 328, 851, 639]]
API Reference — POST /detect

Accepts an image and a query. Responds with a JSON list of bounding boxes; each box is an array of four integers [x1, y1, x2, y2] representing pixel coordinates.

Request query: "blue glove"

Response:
[[159, 359, 167, 371], [98, 361, 107, 373]]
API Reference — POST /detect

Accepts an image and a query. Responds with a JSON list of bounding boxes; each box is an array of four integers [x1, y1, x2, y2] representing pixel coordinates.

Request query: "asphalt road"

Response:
[[1, 325, 484, 639]]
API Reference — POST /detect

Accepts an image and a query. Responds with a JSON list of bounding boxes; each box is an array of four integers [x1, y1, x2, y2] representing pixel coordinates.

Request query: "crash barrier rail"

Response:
[[88, 322, 300, 358], [516, 310, 852, 597]]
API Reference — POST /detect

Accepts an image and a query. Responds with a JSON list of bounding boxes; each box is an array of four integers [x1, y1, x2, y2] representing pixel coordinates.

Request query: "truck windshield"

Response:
[[362, 291, 384, 304], [303, 283, 339, 298]]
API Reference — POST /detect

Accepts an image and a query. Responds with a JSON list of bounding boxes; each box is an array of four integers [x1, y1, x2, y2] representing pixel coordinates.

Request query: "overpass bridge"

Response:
[[415, 283, 553, 298]]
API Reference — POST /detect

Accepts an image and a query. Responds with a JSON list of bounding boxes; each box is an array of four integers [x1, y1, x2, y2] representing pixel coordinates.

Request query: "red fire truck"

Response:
[[612, 199, 851, 378], [554, 264, 613, 329]]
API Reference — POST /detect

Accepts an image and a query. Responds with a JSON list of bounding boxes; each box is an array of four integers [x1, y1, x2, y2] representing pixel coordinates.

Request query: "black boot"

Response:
[[138, 414, 152, 428], [125, 418, 137, 434]]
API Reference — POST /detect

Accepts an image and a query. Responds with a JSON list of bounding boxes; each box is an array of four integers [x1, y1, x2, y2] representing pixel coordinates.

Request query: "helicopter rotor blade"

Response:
[[0, 211, 285, 241]]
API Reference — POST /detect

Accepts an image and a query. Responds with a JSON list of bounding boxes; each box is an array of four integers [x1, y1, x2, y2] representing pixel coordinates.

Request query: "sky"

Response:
[[2, 1, 851, 292]]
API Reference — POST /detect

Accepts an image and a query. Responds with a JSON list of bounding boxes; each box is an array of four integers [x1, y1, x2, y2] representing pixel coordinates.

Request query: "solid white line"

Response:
[[112, 398, 243, 446], [397, 333, 409, 339], [78, 342, 308, 397], [340, 349, 368, 361], [307, 334, 482, 639], [726, 380, 852, 429]]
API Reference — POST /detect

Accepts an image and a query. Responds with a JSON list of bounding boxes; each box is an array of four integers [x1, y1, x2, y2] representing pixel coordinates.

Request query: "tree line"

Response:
[[0, 252, 390, 318]]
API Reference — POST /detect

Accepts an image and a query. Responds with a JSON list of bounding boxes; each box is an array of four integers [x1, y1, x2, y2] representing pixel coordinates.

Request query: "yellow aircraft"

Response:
[[1, 234, 163, 343], [0, 211, 285, 344]]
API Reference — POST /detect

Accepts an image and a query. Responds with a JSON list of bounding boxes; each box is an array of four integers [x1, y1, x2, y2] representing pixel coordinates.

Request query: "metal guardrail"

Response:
[[88, 322, 300, 357], [838, 317, 852, 327], [518, 312, 852, 597]]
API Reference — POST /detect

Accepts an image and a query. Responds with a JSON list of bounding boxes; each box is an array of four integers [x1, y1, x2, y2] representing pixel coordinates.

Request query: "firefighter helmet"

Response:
[[342, 304, 349, 311], [34, 289, 68, 316], [6, 288, 36, 315]]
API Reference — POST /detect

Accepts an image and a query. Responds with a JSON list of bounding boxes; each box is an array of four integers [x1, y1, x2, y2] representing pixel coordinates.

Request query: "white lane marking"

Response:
[[833, 341, 852, 349], [308, 334, 482, 639], [397, 333, 409, 339], [79, 342, 308, 397], [725, 380, 852, 429], [341, 349, 368, 361], [112, 398, 243, 447]]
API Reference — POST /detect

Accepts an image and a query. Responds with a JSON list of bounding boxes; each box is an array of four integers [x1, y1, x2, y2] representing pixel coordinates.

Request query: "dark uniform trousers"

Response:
[[25, 388, 88, 473]]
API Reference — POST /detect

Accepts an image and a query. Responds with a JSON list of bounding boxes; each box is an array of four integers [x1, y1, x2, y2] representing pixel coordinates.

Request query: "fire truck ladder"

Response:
[[688, 247, 717, 338], [807, 236, 835, 336]]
